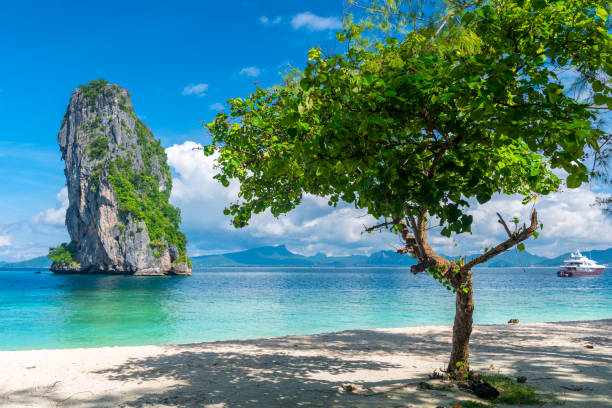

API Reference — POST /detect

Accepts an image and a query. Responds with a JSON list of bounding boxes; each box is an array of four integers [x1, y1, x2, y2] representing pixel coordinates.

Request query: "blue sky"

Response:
[[1, 1, 611, 261]]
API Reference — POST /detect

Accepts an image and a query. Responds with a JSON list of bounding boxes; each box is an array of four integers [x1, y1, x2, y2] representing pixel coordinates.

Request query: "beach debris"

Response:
[[429, 369, 445, 379], [470, 380, 500, 399], [340, 383, 367, 394], [418, 381, 434, 390], [516, 376, 527, 383], [508, 318, 519, 324], [418, 380, 454, 392]]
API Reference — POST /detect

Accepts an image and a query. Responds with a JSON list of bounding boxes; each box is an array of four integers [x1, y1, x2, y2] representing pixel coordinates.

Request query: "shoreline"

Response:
[[1, 319, 610, 407], [2, 317, 610, 353]]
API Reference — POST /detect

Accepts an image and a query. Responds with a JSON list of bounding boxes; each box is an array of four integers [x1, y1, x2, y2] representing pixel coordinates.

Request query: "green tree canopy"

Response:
[[206, 0, 611, 377]]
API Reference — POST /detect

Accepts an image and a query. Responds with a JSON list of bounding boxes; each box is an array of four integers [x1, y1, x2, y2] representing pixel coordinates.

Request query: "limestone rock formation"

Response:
[[49, 79, 191, 275]]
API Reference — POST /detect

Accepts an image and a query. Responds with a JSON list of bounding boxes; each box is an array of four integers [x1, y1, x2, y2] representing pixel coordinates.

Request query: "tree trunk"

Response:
[[447, 273, 474, 378]]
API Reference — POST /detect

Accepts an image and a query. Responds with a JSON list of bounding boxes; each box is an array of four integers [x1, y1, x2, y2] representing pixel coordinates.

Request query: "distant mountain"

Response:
[[7, 247, 611, 269], [192, 245, 612, 268], [467, 250, 550, 268], [365, 250, 417, 266], [192, 245, 391, 267], [192, 246, 420, 267], [1, 256, 52, 269], [192, 245, 313, 267]]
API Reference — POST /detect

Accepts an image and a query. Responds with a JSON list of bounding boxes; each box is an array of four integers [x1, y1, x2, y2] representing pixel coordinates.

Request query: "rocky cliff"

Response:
[[49, 79, 191, 275]]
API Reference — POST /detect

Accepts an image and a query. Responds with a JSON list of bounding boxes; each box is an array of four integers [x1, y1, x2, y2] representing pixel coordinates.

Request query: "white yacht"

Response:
[[557, 250, 605, 277]]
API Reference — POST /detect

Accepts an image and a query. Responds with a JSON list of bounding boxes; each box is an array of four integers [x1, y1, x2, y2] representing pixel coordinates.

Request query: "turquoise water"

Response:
[[0, 267, 610, 350]]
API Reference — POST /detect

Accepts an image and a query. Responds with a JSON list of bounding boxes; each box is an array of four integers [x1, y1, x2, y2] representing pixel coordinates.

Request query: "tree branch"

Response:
[[346, 0, 434, 23], [496, 212, 513, 238], [365, 220, 396, 233], [460, 209, 538, 271], [406, 210, 456, 276]]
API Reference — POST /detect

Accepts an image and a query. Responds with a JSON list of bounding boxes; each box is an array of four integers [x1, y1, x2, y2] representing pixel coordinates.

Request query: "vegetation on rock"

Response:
[[88, 135, 109, 160], [79, 79, 109, 108], [48, 242, 79, 265], [107, 123, 186, 256]]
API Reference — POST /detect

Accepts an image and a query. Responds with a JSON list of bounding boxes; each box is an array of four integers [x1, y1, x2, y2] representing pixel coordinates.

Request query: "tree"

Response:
[[205, 0, 611, 378]]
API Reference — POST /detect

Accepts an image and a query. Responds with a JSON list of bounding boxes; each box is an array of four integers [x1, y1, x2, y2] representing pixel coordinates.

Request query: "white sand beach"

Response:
[[0, 319, 610, 407]]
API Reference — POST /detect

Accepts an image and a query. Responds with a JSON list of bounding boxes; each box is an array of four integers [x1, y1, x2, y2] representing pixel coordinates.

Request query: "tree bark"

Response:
[[387, 210, 536, 380], [447, 273, 474, 378]]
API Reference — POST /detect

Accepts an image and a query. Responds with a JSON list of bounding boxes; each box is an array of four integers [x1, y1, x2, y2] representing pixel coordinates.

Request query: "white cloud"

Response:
[[209, 103, 225, 112], [0, 234, 11, 247], [239, 66, 261, 78], [31, 187, 68, 226], [165, 141, 396, 256], [440, 187, 612, 258], [166, 141, 612, 258], [182, 83, 208, 97], [259, 16, 282, 25], [291, 12, 342, 31]]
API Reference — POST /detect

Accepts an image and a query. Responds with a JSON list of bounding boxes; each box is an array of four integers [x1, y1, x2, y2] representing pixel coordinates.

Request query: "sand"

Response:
[[0, 319, 610, 407]]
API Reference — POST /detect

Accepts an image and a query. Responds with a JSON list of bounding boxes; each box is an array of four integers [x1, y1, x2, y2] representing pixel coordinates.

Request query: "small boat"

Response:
[[557, 250, 605, 277]]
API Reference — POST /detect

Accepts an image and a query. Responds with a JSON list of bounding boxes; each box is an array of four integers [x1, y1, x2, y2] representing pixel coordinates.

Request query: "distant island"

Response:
[[48, 80, 191, 275], [3, 245, 611, 269]]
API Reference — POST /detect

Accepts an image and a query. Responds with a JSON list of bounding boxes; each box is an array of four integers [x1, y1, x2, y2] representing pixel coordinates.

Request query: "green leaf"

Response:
[[596, 7, 609, 21], [476, 194, 491, 204], [592, 81, 604, 93], [517, 243, 525, 252], [594, 93, 607, 106], [566, 173, 582, 188]]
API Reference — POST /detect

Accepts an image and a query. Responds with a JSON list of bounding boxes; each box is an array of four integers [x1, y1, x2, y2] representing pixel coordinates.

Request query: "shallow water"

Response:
[[0, 267, 610, 350]]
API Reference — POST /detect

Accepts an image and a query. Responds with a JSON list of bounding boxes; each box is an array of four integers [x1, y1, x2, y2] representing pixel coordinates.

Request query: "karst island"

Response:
[[48, 80, 191, 275]]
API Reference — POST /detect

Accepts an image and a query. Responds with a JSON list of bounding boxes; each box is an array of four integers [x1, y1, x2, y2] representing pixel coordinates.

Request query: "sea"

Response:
[[0, 267, 610, 351]]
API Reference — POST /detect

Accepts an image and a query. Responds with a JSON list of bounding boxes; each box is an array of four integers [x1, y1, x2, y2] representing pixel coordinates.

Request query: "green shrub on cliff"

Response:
[[106, 113, 187, 258], [48, 242, 78, 265], [88, 135, 109, 160], [79, 79, 109, 107], [108, 159, 187, 256]]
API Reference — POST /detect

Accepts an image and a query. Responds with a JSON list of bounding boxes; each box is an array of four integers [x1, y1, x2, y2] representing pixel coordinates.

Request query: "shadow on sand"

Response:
[[2, 320, 611, 407]]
